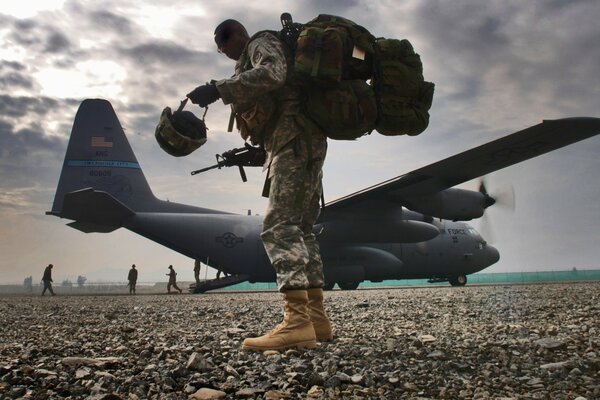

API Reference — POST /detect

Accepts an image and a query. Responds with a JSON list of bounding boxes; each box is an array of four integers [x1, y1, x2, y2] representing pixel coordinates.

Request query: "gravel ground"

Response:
[[0, 283, 598, 399]]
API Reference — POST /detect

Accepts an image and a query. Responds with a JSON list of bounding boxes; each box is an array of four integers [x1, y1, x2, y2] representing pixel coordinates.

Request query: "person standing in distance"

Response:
[[186, 19, 332, 351], [128, 264, 138, 295], [194, 259, 201, 285]]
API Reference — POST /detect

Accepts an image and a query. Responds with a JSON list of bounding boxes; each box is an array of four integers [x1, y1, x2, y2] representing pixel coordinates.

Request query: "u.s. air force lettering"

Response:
[[216, 232, 244, 248]]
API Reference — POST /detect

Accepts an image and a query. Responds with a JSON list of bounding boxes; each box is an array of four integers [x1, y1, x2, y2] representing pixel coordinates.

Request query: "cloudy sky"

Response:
[[1, 0, 599, 284]]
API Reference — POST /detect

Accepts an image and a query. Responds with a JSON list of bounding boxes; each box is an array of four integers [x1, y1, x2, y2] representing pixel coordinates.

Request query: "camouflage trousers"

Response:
[[261, 132, 327, 291]]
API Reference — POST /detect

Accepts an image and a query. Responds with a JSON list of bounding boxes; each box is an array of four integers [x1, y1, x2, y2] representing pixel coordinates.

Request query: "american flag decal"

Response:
[[91, 136, 113, 148]]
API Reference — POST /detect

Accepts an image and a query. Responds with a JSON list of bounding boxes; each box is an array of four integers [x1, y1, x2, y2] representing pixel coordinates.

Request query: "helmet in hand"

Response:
[[155, 106, 207, 157]]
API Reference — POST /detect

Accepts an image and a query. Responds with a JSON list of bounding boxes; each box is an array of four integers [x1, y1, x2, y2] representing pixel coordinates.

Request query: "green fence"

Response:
[[224, 269, 600, 291]]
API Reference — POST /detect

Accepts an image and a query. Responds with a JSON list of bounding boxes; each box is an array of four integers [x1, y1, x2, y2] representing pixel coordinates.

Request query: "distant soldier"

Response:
[[23, 276, 33, 292], [194, 259, 201, 285], [166, 265, 182, 294], [41, 264, 55, 296], [128, 264, 138, 295]]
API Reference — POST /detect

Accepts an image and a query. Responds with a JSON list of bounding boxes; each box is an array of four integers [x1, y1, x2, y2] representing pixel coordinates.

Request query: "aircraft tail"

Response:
[[48, 99, 216, 232]]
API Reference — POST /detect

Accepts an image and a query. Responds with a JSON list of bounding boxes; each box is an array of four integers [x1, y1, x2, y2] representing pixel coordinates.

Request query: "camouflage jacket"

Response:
[[216, 32, 306, 163]]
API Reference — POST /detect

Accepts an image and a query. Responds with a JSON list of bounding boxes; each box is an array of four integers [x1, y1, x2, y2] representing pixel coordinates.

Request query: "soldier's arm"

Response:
[[216, 34, 287, 105]]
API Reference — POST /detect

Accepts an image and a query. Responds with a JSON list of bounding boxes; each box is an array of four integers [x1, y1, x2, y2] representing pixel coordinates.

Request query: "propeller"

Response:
[[478, 178, 516, 242]]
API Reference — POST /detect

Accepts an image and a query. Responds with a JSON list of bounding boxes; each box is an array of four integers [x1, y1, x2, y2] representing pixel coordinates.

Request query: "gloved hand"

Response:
[[187, 81, 221, 107]]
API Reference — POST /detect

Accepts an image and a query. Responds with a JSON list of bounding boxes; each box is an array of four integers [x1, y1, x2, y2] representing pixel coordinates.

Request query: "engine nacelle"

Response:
[[402, 188, 486, 221], [317, 218, 439, 243]]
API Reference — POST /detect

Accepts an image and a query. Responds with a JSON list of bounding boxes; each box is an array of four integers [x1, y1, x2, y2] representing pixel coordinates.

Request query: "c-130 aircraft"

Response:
[[47, 99, 600, 292]]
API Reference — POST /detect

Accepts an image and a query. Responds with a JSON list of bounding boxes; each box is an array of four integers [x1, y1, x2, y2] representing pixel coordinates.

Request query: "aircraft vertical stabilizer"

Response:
[[49, 99, 159, 215]]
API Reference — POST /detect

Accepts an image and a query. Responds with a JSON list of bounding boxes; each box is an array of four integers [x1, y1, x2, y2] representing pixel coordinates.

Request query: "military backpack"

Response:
[[274, 13, 435, 140]]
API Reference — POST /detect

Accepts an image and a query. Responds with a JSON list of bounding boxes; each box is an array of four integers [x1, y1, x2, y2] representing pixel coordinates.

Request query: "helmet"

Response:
[[155, 106, 207, 157]]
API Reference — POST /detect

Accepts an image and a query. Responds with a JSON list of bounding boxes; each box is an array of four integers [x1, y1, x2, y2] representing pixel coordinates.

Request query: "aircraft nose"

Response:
[[486, 244, 500, 265]]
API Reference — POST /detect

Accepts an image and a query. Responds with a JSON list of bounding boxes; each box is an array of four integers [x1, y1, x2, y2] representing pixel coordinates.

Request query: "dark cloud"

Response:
[[8, 18, 73, 55], [45, 32, 71, 53], [0, 125, 63, 158], [0, 60, 26, 71], [415, 1, 511, 63], [296, 0, 363, 16], [124, 102, 163, 135], [10, 20, 39, 47], [408, 0, 600, 123], [0, 96, 61, 118], [0, 122, 66, 189], [0, 96, 80, 178], [0, 120, 14, 136], [120, 41, 211, 66], [89, 10, 134, 35], [126, 102, 160, 114], [0, 70, 33, 90], [0, 60, 34, 90]]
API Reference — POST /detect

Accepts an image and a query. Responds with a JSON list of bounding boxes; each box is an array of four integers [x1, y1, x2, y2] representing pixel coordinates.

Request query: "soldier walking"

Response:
[[166, 265, 182, 294], [41, 264, 55, 296], [186, 19, 332, 351]]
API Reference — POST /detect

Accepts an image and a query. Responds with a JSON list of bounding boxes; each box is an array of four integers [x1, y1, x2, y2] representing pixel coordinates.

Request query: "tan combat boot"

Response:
[[242, 290, 317, 351], [307, 288, 334, 341]]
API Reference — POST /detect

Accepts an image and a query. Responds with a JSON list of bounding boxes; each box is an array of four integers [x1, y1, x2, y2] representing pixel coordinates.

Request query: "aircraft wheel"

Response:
[[337, 281, 360, 291], [449, 275, 467, 286], [323, 281, 335, 291]]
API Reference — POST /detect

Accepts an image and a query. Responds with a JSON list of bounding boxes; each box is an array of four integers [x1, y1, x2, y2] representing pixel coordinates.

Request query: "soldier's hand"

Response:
[[187, 82, 221, 107]]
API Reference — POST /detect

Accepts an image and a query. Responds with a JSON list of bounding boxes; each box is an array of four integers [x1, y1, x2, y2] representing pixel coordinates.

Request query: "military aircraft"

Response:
[[47, 99, 600, 292]]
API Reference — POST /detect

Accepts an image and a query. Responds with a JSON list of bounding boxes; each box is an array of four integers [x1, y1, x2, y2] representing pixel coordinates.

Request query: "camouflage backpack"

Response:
[[276, 13, 434, 139], [371, 38, 435, 136]]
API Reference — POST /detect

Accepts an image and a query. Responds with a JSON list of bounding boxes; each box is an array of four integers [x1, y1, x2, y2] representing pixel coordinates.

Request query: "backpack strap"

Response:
[[309, 30, 326, 78]]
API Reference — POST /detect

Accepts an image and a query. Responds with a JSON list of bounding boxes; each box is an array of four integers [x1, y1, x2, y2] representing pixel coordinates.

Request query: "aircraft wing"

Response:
[[325, 117, 600, 211]]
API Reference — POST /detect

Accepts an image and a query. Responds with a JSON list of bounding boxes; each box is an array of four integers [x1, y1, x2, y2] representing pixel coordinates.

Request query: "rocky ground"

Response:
[[0, 283, 598, 399]]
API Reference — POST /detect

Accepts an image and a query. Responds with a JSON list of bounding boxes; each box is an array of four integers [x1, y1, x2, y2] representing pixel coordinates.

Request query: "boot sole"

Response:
[[242, 340, 317, 352]]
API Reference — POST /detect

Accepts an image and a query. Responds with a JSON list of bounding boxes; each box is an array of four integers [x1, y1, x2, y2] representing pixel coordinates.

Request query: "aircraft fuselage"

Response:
[[122, 210, 499, 288]]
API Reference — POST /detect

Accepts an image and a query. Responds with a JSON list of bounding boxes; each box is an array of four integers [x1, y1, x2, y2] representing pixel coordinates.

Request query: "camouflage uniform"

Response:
[[216, 32, 327, 291]]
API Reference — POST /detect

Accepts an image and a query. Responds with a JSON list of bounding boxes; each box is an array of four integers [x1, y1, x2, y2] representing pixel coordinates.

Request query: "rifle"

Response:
[[191, 143, 266, 182], [280, 13, 302, 51]]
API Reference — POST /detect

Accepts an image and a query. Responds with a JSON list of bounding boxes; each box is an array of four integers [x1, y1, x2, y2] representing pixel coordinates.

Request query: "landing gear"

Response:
[[337, 281, 360, 291], [449, 275, 467, 286]]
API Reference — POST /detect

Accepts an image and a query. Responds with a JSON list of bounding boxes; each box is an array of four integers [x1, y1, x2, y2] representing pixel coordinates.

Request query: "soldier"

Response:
[[194, 259, 201, 285], [186, 19, 332, 351], [128, 264, 138, 295], [166, 265, 182, 294], [41, 263, 55, 296]]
